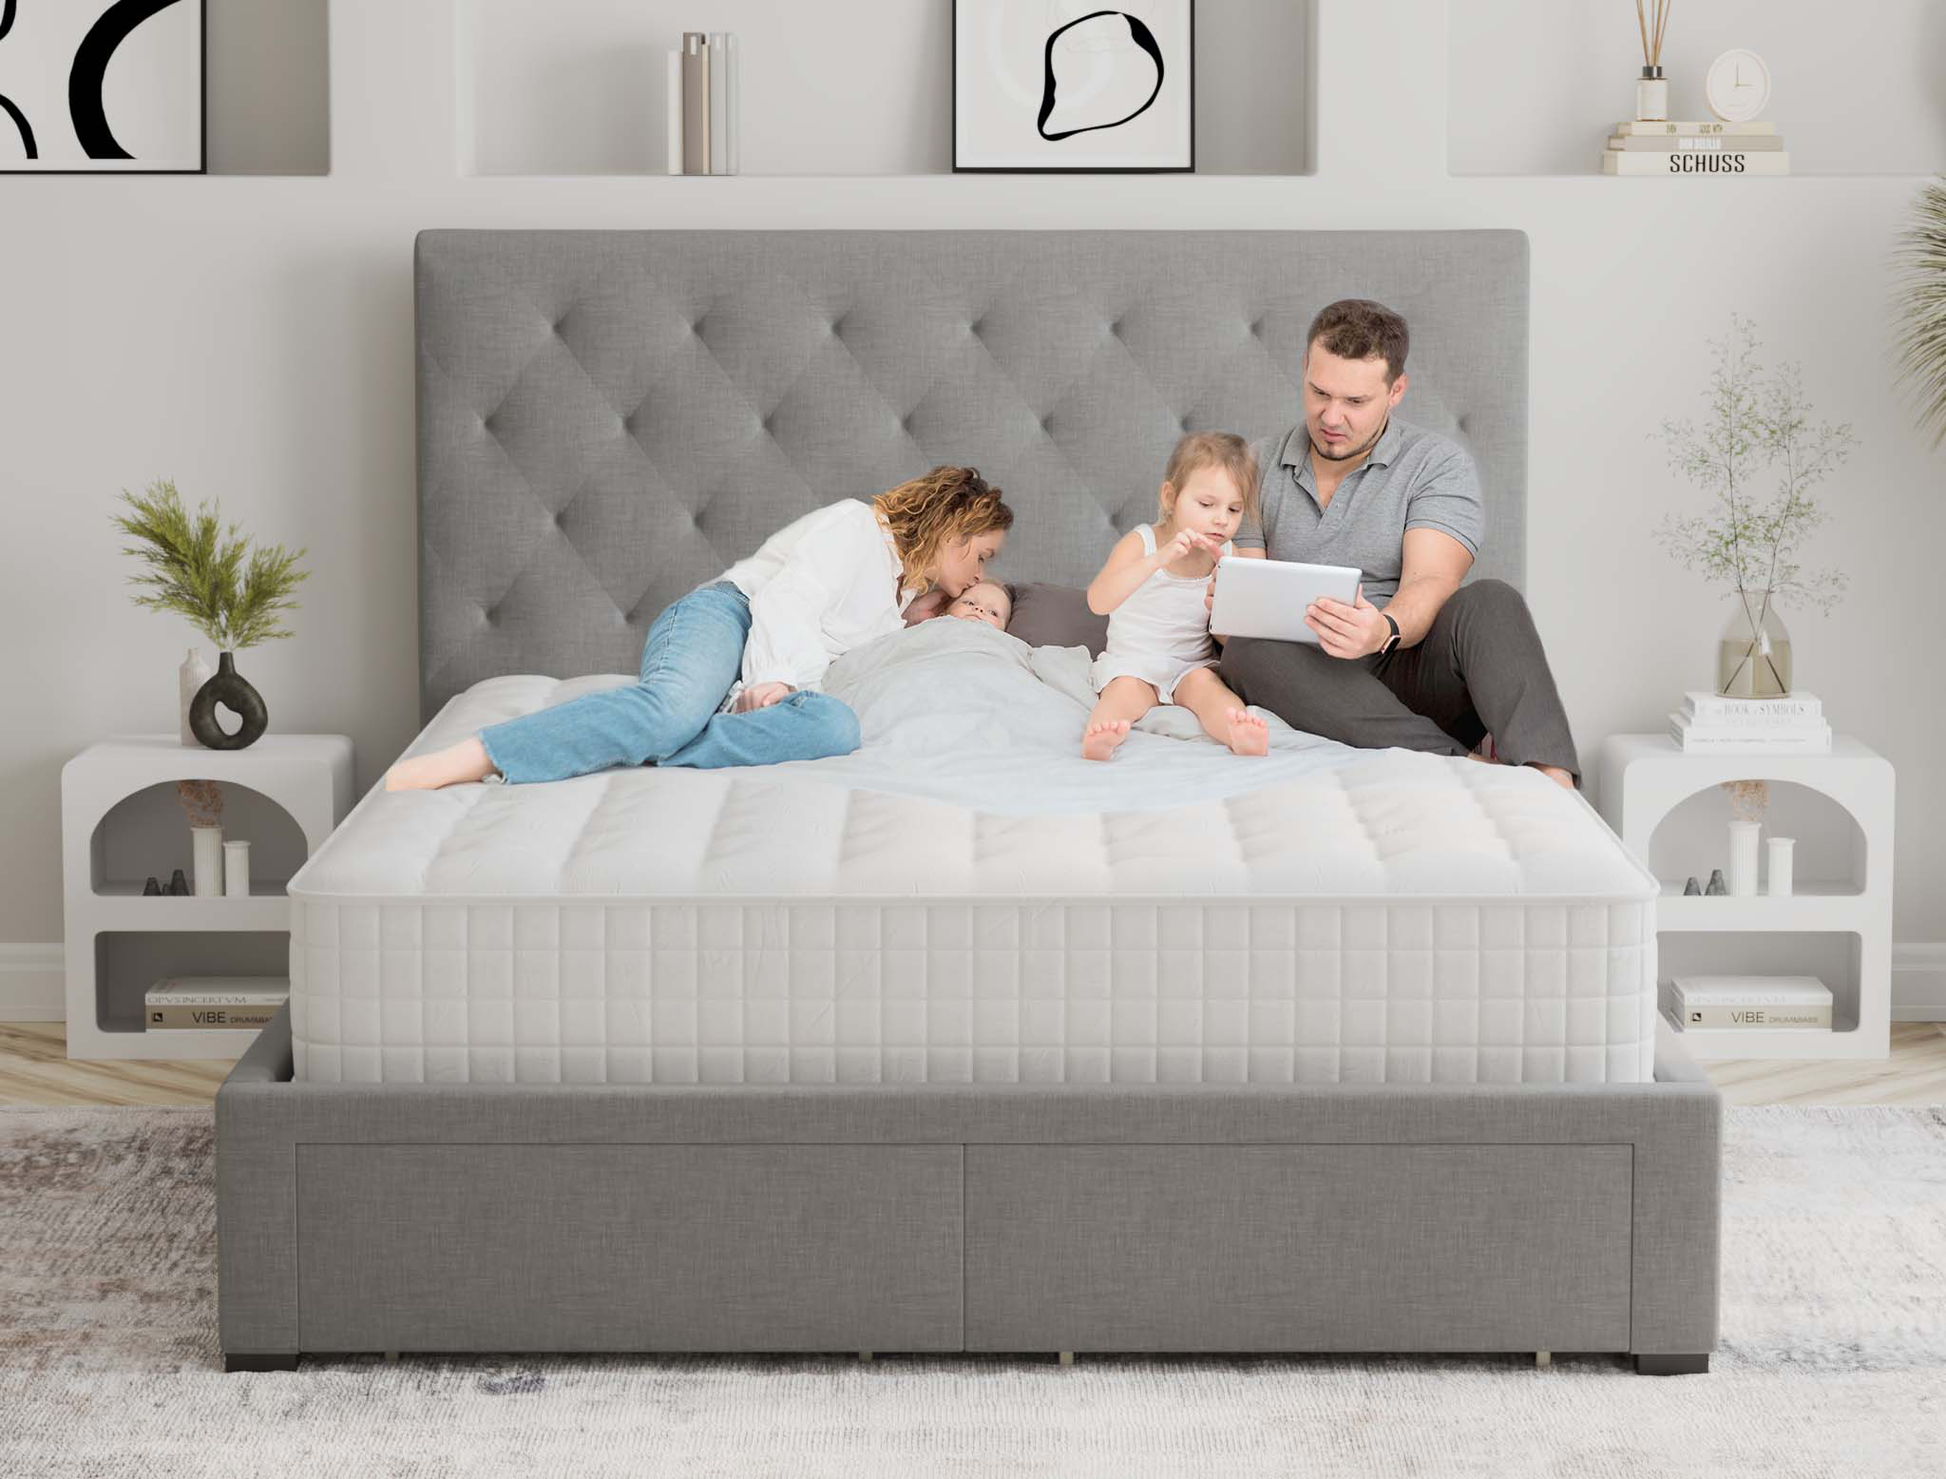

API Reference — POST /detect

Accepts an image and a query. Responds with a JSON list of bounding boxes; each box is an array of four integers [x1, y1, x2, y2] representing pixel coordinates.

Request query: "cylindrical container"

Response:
[[1728, 819, 1761, 897], [1766, 836, 1795, 898], [192, 825, 224, 897], [666, 50, 683, 175], [224, 839, 252, 898], [1636, 67, 1667, 122], [179, 648, 213, 746]]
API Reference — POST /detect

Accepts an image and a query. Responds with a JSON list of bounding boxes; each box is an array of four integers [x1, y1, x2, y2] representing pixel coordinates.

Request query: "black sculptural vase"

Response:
[[189, 652, 268, 750]]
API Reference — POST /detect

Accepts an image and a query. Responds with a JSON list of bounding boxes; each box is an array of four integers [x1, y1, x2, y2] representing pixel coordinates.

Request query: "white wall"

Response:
[[2, 1, 1941, 1013]]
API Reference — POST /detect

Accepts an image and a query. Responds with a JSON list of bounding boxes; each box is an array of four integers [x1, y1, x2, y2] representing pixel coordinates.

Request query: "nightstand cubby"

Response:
[[1597, 735, 1894, 1061], [60, 735, 354, 1060]]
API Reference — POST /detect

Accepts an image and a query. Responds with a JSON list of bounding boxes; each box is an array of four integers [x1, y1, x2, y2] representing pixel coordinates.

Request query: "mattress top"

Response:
[[294, 675, 1653, 904]]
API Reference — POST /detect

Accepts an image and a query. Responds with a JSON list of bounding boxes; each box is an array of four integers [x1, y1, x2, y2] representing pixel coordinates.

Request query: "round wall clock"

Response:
[[1705, 49, 1771, 123]]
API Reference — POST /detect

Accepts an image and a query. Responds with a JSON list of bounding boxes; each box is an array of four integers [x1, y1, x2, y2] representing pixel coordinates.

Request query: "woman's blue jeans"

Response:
[[477, 582, 862, 785]]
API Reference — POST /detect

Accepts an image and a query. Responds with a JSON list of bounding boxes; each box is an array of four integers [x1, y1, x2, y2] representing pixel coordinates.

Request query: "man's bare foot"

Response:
[[1530, 762, 1575, 791], [385, 738, 497, 791], [1226, 708, 1268, 757], [1082, 719, 1131, 762], [1464, 749, 1495, 765]]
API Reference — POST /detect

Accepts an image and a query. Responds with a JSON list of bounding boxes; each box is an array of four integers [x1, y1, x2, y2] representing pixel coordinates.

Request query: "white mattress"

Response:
[[289, 675, 1660, 1087]]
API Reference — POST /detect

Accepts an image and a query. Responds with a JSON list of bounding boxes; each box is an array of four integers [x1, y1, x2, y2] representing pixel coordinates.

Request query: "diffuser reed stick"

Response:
[[1632, 0, 1671, 120], [1635, 0, 1671, 69]]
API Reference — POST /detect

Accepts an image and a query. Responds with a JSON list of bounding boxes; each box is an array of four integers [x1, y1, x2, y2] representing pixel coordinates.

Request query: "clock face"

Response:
[[1706, 49, 1771, 122]]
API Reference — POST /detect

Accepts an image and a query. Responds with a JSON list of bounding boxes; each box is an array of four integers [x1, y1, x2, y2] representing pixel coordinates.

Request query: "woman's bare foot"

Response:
[[1225, 708, 1268, 757], [385, 738, 497, 792], [1082, 719, 1132, 762]]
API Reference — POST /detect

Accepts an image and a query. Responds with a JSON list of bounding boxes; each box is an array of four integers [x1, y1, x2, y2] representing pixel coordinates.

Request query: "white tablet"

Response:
[[1208, 556, 1361, 644]]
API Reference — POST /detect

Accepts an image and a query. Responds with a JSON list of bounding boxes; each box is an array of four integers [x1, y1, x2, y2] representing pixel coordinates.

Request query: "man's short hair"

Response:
[[1306, 299, 1409, 384]]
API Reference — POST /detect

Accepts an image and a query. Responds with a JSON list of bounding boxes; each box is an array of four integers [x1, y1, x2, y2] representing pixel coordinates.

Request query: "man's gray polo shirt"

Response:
[[1236, 418, 1484, 605]]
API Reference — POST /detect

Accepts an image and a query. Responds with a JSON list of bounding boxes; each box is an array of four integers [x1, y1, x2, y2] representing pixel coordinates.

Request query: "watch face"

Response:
[[1705, 49, 1770, 122]]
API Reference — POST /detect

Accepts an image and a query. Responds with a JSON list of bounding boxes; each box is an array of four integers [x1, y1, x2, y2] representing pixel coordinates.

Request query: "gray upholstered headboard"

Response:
[[415, 229, 1528, 722]]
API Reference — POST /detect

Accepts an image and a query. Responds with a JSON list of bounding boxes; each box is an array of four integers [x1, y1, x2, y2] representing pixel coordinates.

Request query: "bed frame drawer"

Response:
[[964, 1144, 1634, 1353], [293, 1144, 964, 1353]]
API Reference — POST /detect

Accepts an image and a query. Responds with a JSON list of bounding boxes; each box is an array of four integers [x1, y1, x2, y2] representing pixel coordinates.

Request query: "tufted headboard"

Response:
[[416, 229, 1528, 722]]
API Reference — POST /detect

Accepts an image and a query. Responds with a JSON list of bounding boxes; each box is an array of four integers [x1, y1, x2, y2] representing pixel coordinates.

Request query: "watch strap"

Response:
[[1379, 612, 1401, 655]]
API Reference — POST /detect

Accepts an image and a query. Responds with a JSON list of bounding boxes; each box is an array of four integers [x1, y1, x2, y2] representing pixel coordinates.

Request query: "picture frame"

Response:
[[0, 0, 206, 174], [953, 1, 1194, 173]]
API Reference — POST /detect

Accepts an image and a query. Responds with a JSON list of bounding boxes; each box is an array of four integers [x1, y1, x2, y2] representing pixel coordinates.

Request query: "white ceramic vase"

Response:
[[1728, 820, 1761, 898], [1766, 836, 1795, 898], [192, 825, 224, 898], [179, 648, 213, 747], [223, 839, 252, 898]]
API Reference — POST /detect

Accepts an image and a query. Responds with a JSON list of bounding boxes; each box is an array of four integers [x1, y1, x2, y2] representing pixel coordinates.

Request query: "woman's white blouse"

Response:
[[718, 500, 922, 691]]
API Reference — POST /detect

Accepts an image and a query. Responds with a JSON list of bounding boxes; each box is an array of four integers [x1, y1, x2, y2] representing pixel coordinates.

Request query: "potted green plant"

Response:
[[112, 479, 309, 750], [1656, 317, 1852, 698]]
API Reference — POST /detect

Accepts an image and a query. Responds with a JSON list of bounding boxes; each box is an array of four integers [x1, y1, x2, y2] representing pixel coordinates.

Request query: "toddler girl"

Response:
[[1082, 432, 1267, 762]]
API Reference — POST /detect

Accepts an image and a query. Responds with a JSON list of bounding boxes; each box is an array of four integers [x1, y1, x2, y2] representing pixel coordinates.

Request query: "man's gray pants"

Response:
[[1218, 579, 1582, 780]]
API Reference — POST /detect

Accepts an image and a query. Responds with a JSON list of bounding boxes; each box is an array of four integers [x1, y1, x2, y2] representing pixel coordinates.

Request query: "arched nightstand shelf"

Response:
[[60, 735, 354, 1061], [1597, 735, 1894, 1061]]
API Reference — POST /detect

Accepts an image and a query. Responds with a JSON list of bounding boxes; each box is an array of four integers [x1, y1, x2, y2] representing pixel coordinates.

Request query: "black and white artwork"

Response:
[[954, 1, 1192, 172], [0, 0, 205, 173]]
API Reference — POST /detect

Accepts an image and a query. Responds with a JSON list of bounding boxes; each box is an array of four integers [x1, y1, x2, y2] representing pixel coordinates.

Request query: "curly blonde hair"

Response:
[[873, 466, 1015, 590]]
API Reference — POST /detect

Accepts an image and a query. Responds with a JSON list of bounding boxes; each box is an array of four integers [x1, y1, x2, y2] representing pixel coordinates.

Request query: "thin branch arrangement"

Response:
[[1721, 779, 1768, 823], [1892, 177, 1946, 448], [175, 779, 225, 828], [112, 480, 309, 651], [1654, 317, 1853, 687], [1635, 0, 1671, 68]]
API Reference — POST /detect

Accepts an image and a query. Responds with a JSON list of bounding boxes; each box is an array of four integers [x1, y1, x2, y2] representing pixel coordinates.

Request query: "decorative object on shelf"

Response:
[[177, 648, 211, 746], [141, 875, 162, 897], [112, 478, 308, 749], [174, 778, 222, 825], [0, 0, 206, 175], [1723, 778, 1767, 896], [1632, 0, 1670, 120], [953, 0, 1193, 173], [674, 31, 738, 176], [1682, 875, 1701, 896], [1672, 974, 1831, 1031], [167, 867, 189, 896], [1891, 179, 1946, 448], [1704, 48, 1770, 123], [1704, 868, 1727, 896], [144, 976, 288, 1031], [664, 48, 683, 175], [190, 825, 223, 897], [223, 839, 251, 898], [1670, 689, 1831, 754], [1766, 835, 1795, 897], [1654, 318, 1853, 697]]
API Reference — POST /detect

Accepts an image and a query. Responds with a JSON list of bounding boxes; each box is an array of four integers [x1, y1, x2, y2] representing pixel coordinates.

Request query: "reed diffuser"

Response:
[[1634, 0, 1671, 120]]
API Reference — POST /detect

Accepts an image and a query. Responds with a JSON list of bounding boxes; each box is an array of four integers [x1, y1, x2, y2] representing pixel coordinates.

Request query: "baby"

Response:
[[905, 579, 1013, 630], [1081, 432, 1267, 761]]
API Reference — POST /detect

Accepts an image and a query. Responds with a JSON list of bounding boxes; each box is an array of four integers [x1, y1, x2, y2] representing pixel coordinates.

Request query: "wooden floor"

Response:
[[2, 1020, 1942, 1107]]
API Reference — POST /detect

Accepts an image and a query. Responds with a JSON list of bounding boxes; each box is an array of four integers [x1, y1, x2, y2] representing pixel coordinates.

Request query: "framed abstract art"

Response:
[[0, 0, 206, 173], [953, 1, 1193, 173]]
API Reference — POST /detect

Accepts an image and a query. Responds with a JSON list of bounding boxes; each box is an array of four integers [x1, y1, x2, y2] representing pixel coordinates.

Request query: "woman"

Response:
[[386, 467, 1013, 790]]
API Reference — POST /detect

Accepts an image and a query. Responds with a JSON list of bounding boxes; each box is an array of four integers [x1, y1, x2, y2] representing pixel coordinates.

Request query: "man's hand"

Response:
[[1305, 585, 1389, 659], [732, 682, 793, 713]]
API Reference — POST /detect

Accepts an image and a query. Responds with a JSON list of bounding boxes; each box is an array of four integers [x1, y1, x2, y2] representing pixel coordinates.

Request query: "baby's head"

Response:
[[1157, 431, 1258, 543], [944, 579, 1013, 631]]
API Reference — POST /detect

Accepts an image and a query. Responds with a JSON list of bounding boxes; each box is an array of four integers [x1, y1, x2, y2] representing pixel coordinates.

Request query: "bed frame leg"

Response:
[[1635, 1353, 1710, 1376], [224, 1353, 299, 1373], [1534, 1351, 1550, 1368], [858, 1351, 873, 1363], [1058, 1351, 1075, 1366]]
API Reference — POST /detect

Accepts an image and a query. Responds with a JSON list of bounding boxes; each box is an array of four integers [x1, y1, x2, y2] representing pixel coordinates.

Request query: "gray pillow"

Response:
[[1006, 582, 1109, 657]]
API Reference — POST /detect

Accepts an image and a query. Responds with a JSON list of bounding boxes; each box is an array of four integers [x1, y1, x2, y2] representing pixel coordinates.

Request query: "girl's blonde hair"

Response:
[[1158, 432, 1259, 523], [873, 466, 1015, 589]]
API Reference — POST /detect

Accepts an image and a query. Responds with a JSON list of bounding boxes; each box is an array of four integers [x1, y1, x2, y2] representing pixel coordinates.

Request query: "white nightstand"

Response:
[[60, 734, 354, 1060], [1597, 734, 1894, 1061]]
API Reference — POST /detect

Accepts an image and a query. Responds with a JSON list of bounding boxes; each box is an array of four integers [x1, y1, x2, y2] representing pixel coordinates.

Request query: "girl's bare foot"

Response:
[[385, 737, 497, 791], [1082, 719, 1132, 762], [1225, 708, 1268, 757]]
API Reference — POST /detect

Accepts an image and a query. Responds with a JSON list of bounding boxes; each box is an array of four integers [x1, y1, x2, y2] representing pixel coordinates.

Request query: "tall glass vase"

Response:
[[1717, 590, 1792, 698]]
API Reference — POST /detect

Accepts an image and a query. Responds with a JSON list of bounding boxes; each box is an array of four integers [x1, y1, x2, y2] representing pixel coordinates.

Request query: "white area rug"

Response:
[[1, 1105, 1941, 1478]]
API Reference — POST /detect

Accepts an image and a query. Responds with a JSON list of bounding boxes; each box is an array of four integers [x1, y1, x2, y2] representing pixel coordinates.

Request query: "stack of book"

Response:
[[1669, 975, 1832, 1033], [666, 32, 740, 176], [145, 976, 288, 1031], [1669, 691, 1830, 753], [1601, 120, 1789, 176]]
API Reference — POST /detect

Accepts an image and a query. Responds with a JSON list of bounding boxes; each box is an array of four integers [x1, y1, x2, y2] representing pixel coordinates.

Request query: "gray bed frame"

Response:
[[216, 230, 1719, 1374]]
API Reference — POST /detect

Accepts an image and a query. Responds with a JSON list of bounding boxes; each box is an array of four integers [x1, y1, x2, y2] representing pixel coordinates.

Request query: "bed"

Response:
[[216, 229, 1719, 1374]]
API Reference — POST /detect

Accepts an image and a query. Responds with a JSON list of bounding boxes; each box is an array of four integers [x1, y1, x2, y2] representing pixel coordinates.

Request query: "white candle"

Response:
[[1728, 819, 1761, 898], [1766, 836, 1795, 898]]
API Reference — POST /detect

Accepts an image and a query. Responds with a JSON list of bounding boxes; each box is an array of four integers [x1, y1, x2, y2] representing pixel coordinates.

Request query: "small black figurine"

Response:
[[1682, 876, 1701, 896], [1704, 868, 1728, 897], [168, 868, 190, 896], [142, 876, 162, 896]]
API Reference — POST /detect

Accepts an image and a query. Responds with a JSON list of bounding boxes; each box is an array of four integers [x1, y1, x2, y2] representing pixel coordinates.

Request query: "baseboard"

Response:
[[0, 944, 64, 1022], [1892, 943, 1946, 1023]]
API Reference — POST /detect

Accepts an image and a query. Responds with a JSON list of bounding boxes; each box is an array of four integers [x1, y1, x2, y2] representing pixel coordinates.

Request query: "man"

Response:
[[1215, 299, 1578, 788]]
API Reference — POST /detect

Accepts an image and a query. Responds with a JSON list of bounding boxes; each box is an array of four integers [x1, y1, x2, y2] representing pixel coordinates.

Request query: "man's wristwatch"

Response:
[[1377, 613, 1402, 657]]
